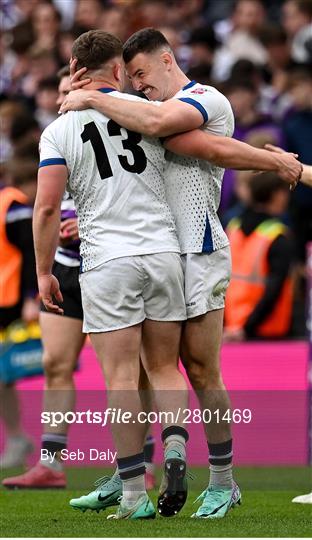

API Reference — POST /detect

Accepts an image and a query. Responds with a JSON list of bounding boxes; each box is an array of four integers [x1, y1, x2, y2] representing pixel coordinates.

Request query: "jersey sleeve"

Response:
[[177, 87, 228, 125], [39, 121, 67, 168]]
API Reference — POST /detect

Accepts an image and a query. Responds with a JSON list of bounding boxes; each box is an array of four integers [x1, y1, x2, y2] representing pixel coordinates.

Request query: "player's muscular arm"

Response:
[[60, 91, 203, 137], [33, 165, 67, 314], [165, 130, 303, 186]]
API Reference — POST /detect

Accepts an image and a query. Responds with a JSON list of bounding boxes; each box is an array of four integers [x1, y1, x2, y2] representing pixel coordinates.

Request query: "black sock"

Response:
[[208, 439, 233, 488], [42, 433, 67, 453], [117, 452, 146, 481], [208, 439, 232, 466]]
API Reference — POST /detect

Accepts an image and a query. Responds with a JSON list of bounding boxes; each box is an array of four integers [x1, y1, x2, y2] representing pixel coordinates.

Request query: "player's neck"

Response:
[[166, 66, 190, 99], [82, 79, 121, 92]]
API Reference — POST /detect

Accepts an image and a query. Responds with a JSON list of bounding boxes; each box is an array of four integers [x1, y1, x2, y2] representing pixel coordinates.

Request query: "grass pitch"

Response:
[[1, 466, 311, 537]]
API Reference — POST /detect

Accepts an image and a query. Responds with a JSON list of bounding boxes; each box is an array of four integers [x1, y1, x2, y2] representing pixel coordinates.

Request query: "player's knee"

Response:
[[43, 350, 74, 387], [104, 366, 138, 391], [184, 357, 222, 390], [143, 363, 173, 384]]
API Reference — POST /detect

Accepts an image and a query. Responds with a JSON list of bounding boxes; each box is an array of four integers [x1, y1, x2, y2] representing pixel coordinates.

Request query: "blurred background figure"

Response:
[[0, 100, 25, 162], [31, 1, 62, 52], [282, 64, 312, 263], [185, 25, 220, 81], [282, 0, 312, 63], [0, 159, 39, 468], [220, 76, 283, 213], [74, 0, 105, 32], [34, 76, 59, 129], [212, 0, 268, 81], [224, 172, 295, 341]]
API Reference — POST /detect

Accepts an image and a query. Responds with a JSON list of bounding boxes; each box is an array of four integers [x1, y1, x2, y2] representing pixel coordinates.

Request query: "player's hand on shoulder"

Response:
[[38, 274, 64, 315], [59, 89, 92, 114]]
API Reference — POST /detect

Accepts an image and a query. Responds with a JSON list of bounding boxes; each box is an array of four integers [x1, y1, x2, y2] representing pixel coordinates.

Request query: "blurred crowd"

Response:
[[1, 0, 312, 338]]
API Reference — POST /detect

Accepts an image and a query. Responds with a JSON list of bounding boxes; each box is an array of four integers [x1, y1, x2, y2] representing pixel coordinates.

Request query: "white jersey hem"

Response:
[[80, 247, 181, 273]]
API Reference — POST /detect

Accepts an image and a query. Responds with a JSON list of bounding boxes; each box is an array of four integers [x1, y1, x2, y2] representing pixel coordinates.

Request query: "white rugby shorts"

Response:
[[79, 252, 186, 333], [182, 246, 231, 318]]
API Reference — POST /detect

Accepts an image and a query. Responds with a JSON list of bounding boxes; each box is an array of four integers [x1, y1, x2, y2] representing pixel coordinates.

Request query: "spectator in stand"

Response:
[[10, 112, 41, 156], [157, 26, 192, 72], [282, 64, 312, 262], [1, 0, 41, 31], [56, 28, 82, 66], [0, 101, 26, 162], [259, 25, 294, 119], [212, 0, 268, 81], [74, 0, 105, 33], [98, 6, 129, 42], [31, 2, 62, 52], [0, 31, 17, 97], [136, 0, 169, 29], [220, 77, 284, 212], [224, 172, 295, 341], [221, 170, 253, 228], [170, 0, 206, 32], [186, 25, 220, 76], [282, 0, 312, 63], [21, 46, 58, 102], [35, 76, 59, 130], [0, 159, 39, 468]]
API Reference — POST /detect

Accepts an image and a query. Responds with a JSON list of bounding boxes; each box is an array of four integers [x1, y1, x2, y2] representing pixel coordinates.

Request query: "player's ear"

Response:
[[113, 61, 123, 83], [160, 51, 173, 71]]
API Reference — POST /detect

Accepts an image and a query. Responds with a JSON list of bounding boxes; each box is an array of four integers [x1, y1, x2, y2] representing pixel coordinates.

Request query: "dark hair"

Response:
[[259, 25, 287, 47], [230, 59, 261, 80], [249, 172, 289, 204], [186, 65, 212, 85], [290, 0, 312, 17], [233, 0, 265, 11], [188, 26, 220, 51], [10, 113, 39, 143], [37, 76, 59, 92], [57, 65, 70, 80], [72, 30, 123, 71], [5, 159, 38, 187], [225, 77, 258, 94], [123, 28, 171, 64], [286, 62, 312, 82], [14, 138, 40, 161]]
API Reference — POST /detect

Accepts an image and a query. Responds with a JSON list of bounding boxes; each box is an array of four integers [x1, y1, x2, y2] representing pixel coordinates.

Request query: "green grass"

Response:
[[1, 467, 311, 537]]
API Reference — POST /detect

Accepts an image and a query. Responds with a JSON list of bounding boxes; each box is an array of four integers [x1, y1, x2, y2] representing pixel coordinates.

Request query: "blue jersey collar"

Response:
[[182, 80, 197, 90], [98, 87, 116, 93]]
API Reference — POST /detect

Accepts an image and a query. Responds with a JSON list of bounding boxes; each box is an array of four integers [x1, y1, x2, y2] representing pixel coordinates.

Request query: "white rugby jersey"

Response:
[[39, 89, 179, 273], [165, 80, 235, 254]]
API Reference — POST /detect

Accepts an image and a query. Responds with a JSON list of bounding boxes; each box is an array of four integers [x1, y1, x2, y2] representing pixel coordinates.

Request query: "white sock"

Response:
[[40, 456, 63, 472], [121, 474, 146, 507], [209, 463, 233, 488]]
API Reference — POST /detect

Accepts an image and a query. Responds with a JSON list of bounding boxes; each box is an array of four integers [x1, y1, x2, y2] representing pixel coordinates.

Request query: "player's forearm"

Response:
[[166, 130, 284, 171], [86, 93, 202, 137], [33, 204, 60, 277], [301, 164, 312, 187], [87, 92, 163, 136]]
